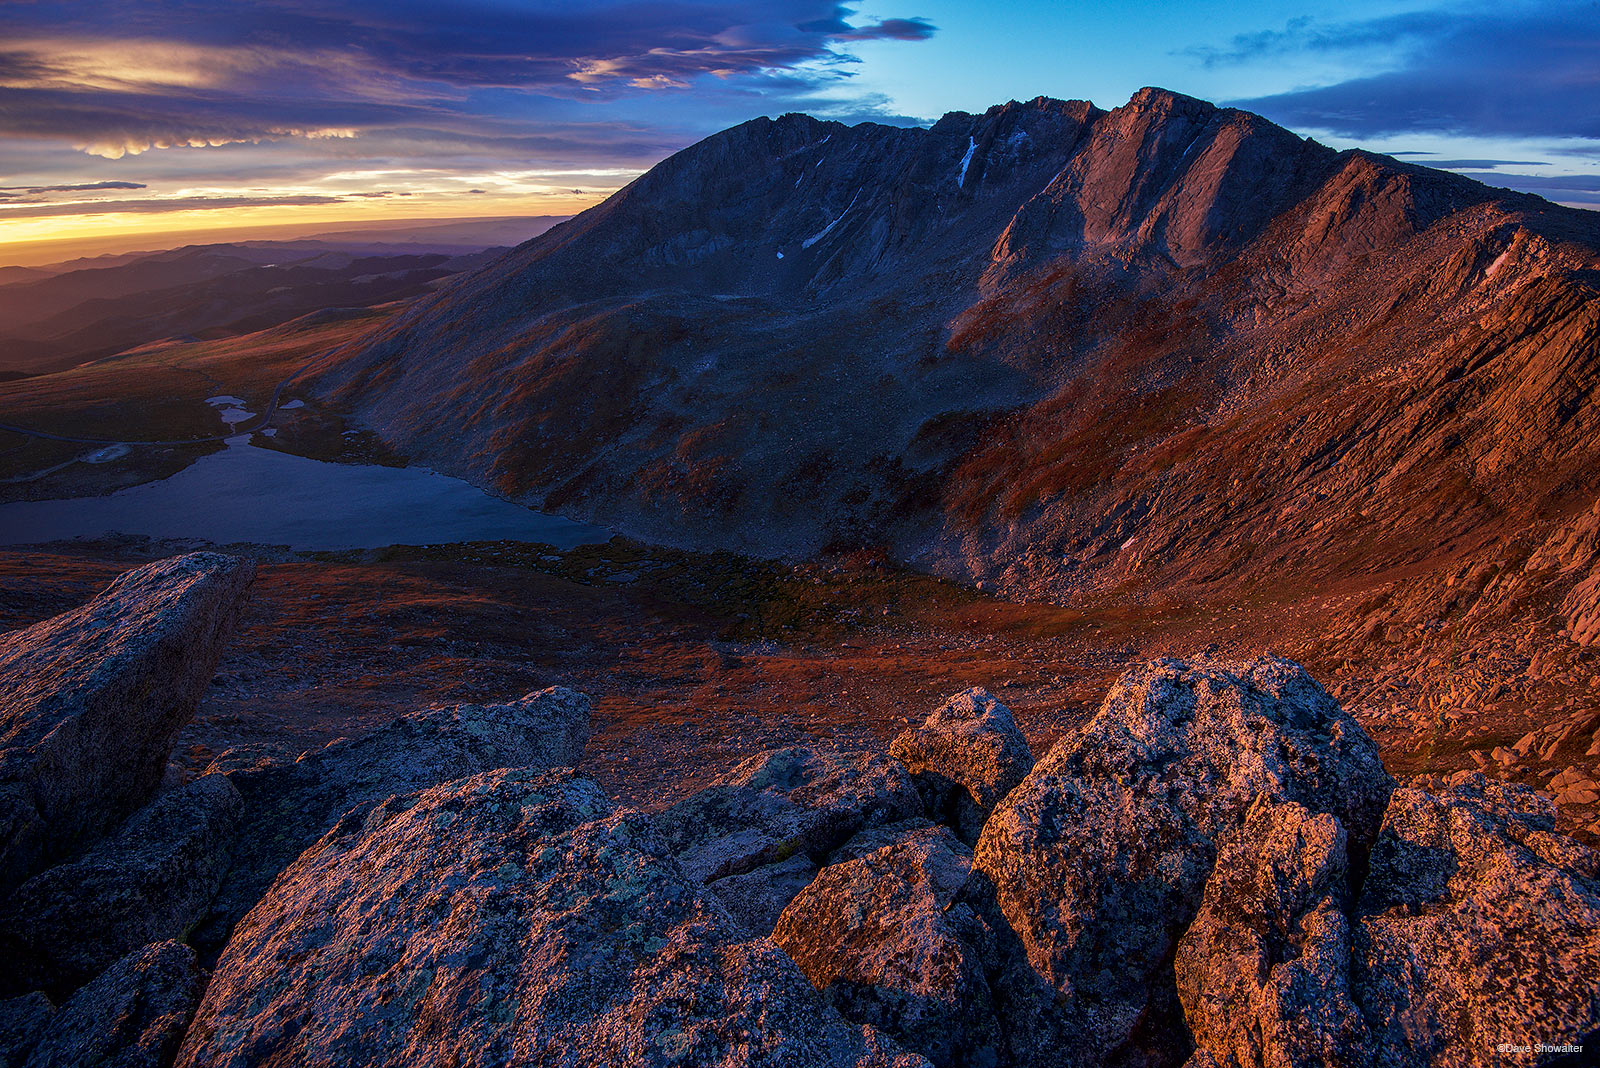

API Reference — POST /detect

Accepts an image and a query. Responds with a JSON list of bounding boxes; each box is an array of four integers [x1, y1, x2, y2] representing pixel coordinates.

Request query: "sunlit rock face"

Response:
[[0, 552, 253, 890], [176, 767, 930, 1068], [966, 656, 1394, 1067], [890, 687, 1034, 843]]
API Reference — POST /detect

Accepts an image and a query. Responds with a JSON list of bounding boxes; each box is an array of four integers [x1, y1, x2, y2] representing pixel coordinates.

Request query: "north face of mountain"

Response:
[[301, 87, 1600, 622]]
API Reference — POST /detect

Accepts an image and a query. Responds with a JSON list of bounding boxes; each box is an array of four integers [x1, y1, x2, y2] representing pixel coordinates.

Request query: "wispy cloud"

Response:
[[0, 2, 938, 157], [0, 194, 347, 219], [1212, 3, 1600, 142]]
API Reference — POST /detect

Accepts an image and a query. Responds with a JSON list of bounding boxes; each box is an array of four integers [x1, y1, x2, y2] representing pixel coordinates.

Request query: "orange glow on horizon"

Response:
[[0, 190, 613, 267]]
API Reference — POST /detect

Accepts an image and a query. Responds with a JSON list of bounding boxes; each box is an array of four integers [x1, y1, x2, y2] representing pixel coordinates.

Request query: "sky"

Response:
[[1, 0, 1596, 264]]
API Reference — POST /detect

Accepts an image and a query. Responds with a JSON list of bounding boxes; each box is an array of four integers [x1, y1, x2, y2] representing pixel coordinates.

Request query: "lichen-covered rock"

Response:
[[179, 767, 929, 1068], [207, 685, 591, 938], [1175, 798, 1373, 1068], [1353, 773, 1600, 1067], [890, 688, 1034, 843], [707, 854, 820, 935], [23, 940, 204, 1068], [0, 553, 253, 891], [0, 991, 52, 1066], [970, 656, 1393, 1067], [0, 774, 241, 996], [655, 746, 924, 885], [773, 824, 999, 1068]]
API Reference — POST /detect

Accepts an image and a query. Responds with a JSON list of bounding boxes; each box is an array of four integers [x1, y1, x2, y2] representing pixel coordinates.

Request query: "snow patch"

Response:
[[958, 137, 977, 187], [205, 395, 246, 407], [801, 188, 861, 249], [1485, 249, 1511, 278], [776, 251, 785, 259], [280, 399, 306, 410]]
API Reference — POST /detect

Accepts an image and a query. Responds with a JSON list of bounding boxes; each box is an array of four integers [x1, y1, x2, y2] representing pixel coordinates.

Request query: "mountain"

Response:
[[301, 88, 1600, 646], [0, 228, 566, 376]]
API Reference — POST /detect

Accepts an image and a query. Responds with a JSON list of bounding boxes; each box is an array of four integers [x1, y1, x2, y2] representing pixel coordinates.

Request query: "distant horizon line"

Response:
[[0, 213, 577, 270]]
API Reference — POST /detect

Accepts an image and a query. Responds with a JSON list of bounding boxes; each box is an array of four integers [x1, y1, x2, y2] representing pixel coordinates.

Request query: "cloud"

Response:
[[1213, 3, 1600, 142], [0, 194, 346, 219], [0, 180, 147, 193], [0, 2, 937, 157], [1455, 172, 1600, 192]]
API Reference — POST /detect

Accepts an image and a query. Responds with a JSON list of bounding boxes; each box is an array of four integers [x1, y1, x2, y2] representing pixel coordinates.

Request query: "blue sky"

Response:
[[0, 0, 1596, 260]]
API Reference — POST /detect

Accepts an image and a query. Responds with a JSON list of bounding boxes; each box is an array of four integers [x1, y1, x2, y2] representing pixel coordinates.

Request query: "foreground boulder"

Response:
[[773, 823, 999, 1068], [970, 656, 1394, 1067], [0, 553, 253, 890], [0, 774, 241, 996], [178, 768, 928, 1068], [1175, 798, 1372, 1068], [657, 746, 923, 932], [1353, 773, 1600, 1066], [207, 686, 591, 936], [2, 940, 204, 1068], [890, 688, 1034, 844]]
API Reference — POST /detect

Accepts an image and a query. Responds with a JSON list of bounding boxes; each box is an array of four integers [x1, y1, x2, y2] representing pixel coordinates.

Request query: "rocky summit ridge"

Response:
[[0, 556, 1595, 1067], [300, 87, 1600, 612]]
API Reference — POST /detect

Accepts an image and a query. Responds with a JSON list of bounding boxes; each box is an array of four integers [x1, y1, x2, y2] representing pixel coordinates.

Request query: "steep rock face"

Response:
[[889, 687, 1033, 842], [178, 768, 928, 1068], [0, 774, 241, 996], [969, 656, 1393, 1067], [11, 940, 204, 1068], [1174, 799, 1372, 1068], [0, 553, 253, 891], [1352, 773, 1600, 1067], [771, 824, 997, 1068], [656, 746, 924, 887], [300, 87, 1600, 636], [207, 685, 590, 938]]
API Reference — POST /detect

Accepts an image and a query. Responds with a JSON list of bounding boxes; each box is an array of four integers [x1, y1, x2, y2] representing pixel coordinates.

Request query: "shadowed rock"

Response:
[[1175, 798, 1373, 1068], [206, 685, 590, 939], [890, 688, 1034, 843], [0, 992, 52, 1066], [0, 553, 253, 891], [0, 774, 241, 997], [773, 823, 999, 1068], [178, 767, 929, 1068], [655, 745, 924, 898], [1353, 773, 1600, 1067], [707, 854, 821, 935], [8, 940, 204, 1068], [970, 655, 1394, 1068]]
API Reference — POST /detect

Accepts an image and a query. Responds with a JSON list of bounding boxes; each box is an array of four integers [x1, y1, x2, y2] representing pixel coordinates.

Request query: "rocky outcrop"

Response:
[[1175, 798, 1372, 1068], [969, 656, 1393, 1067], [772, 823, 998, 1068], [0, 992, 52, 1065], [1352, 773, 1600, 1067], [179, 767, 928, 1068], [657, 746, 923, 930], [705, 854, 820, 936], [7, 940, 205, 1068], [890, 688, 1033, 842], [0, 553, 253, 891], [207, 685, 590, 937], [0, 774, 241, 996]]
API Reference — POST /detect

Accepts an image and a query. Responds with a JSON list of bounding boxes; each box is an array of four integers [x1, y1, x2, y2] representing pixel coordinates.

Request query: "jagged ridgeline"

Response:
[[300, 87, 1600, 612]]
